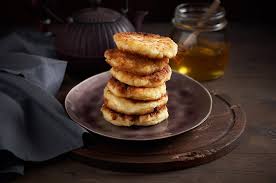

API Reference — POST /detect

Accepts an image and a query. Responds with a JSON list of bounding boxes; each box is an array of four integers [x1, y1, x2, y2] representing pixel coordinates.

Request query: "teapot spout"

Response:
[[129, 11, 148, 32]]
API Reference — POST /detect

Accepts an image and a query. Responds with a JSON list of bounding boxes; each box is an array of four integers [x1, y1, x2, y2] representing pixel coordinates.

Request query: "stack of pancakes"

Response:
[[101, 32, 178, 126]]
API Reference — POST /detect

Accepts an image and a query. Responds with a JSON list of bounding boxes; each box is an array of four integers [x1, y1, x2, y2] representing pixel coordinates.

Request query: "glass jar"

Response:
[[170, 3, 229, 81]]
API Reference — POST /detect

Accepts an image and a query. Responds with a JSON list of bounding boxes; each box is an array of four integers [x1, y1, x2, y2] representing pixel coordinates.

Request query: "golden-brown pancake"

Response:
[[104, 49, 169, 75], [106, 77, 166, 101], [113, 32, 178, 59], [110, 64, 172, 87], [101, 105, 169, 126], [103, 87, 168, 115]]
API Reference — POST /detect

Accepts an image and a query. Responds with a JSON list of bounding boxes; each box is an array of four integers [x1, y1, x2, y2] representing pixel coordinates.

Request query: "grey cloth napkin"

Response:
[[0, 52, 66, 95], [0, 30, 86, 176]]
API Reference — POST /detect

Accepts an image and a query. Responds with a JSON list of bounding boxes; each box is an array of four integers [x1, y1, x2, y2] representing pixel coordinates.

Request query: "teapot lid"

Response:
[[73, 7, 121, 23]]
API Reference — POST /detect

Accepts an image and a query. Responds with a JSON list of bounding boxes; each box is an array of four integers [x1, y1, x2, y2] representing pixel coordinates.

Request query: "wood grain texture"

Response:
[[13, 23, 276, 183], [70, 93, 245, 172]]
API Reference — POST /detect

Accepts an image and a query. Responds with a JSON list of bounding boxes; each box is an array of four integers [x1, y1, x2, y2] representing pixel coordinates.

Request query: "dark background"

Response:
[[0, 0, 274, 27]]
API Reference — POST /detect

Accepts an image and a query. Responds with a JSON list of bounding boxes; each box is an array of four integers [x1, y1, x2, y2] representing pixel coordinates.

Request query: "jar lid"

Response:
[[173, 3, 227, 31], [73, 7, 121, 23]]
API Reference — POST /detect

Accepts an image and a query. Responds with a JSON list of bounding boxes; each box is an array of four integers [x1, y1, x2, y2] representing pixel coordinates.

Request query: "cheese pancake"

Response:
[[113, 32, 178, 59], [110, 64, 172, 87], [101, 105, 168, 126], [107, 77, 166, 101], [103, 87, 168, 115], [104, 49, 169, 75]]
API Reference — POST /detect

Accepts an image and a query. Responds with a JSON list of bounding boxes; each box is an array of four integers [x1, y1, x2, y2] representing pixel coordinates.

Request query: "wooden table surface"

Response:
[[13, 23, 276, 183]]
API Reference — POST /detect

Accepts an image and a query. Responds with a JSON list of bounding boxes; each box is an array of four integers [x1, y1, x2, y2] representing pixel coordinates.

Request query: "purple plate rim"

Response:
[[65, 71, 213, 141]]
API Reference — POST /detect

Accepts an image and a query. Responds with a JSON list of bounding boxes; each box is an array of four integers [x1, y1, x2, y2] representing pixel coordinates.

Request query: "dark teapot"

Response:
[[39, 0, 147, 75]]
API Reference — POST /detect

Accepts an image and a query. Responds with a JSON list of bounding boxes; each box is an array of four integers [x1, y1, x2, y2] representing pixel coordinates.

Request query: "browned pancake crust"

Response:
[[113, 32, 178, 59], [101, 104, 168, 126], [103, 87, 168, 115], [110, 64, 172, 87], [107, 77, 166, 100], [104, 49, 169, 75]]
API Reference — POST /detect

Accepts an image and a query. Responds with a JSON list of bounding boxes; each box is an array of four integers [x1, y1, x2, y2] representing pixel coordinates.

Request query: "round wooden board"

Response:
[[71, 93, 246, 172]]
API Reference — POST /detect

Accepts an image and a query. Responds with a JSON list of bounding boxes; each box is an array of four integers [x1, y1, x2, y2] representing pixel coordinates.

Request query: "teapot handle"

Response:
[[121, 0, 129, 15], [35, 0, 102, 24], [34, 0, 103, 34], [120, 0, 148, 32], [37, 0, 66, 23], [87, 0, 101, 8]]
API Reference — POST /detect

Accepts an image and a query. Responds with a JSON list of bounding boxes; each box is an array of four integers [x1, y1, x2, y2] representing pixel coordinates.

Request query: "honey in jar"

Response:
[[170, 3, 229, 81], [170, 38, 229, 81]]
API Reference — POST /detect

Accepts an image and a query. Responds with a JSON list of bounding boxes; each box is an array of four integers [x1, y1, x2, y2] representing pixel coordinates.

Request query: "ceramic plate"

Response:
[[65, 71, 212, 141]]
